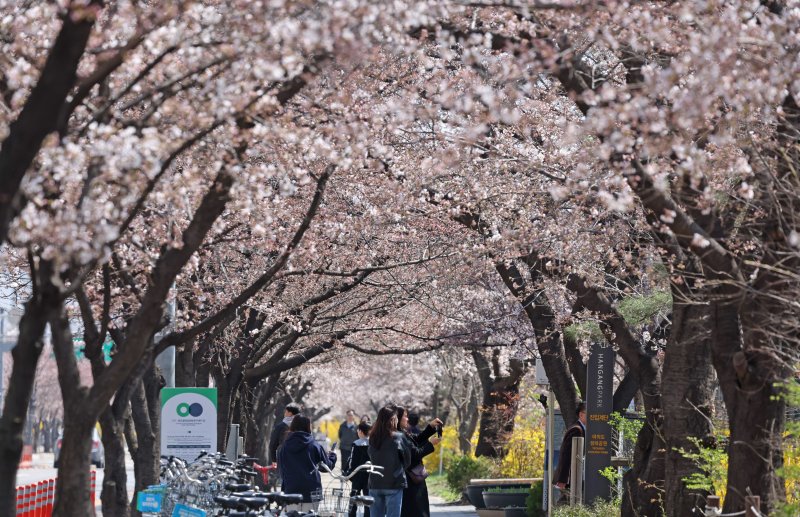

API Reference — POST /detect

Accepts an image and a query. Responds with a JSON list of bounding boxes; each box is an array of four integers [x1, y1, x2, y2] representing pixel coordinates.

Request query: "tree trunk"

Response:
[[472, 352, 526, 458], [53, 412, 95, 517], [714, 302, 786, 513], [495, 261, 578, 425], [457, 383, 480, 455], [474, 385, 521, 458], [0, 263, 57, 516], [175, 342, 195, 387], [216, 375, 233, 452], [98, 408, 130, 517], [662, 298, 715, 516], [621, 420, 665, 517], [247, 375, 281, 462], [130, 364, 161, 508]]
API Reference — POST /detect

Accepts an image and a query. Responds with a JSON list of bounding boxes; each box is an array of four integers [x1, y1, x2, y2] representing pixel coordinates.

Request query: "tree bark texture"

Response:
[[472, 350, 526, 458], [621, 420, 665, 517], [713, 302, 787, 513], [661, 296, 715, 516], [99, 408, 130, 517], [53, 415, 95, 517], [0, 261, 59, 516]]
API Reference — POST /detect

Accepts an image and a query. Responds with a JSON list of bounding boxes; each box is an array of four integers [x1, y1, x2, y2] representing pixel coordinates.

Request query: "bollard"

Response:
[[90, 470, 96, 507], [24, 484, 33, 517], [745, 495, 760, 517], [35, 481, 42, 517], [15, 485, 22, 517], [22, 485, 28, 517], [705, 495, 721, 516], [46, 478, 55, 517]]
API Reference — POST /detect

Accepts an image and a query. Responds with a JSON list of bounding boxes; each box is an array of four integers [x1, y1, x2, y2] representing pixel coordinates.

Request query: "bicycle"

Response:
[[314, 461, 383, 517], [157, 453, 284, 516], [214, 489, 305, 516]]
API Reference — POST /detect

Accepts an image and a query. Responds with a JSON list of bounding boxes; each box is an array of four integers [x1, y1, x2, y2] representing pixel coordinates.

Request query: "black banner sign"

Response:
[[585, 342, 614, 504]]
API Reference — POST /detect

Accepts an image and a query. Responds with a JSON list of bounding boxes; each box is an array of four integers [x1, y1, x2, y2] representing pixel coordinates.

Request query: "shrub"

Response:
[[552, 500, 620, 517], [526, 481, 544, 516], [500, 421, 545, 478], [445, 455, 497, 494]]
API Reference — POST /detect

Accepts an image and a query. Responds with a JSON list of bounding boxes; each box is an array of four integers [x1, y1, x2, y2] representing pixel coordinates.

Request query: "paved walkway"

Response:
[[430, 496, 478, 516]]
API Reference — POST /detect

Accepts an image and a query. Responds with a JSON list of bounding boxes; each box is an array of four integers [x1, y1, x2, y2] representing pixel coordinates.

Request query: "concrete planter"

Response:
[[482, 491, 529, 509]]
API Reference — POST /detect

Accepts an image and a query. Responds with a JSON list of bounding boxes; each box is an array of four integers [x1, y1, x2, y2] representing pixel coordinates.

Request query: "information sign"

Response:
[[585, 342, 614, 503], [160, 388, 217, 463], [136, 492, 162, 512]]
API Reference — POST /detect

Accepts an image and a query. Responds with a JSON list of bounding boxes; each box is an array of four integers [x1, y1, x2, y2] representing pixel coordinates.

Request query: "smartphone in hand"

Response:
[[436, 426, 443, 438]]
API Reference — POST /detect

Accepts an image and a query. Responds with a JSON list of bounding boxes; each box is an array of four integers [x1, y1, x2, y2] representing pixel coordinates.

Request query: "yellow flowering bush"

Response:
[[499, 421, 545, 478]]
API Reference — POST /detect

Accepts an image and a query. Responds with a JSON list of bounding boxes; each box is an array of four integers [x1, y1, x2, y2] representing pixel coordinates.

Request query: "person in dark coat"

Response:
[[278, 415, 337, 511], [396, 406, 442, 517], [553, 401, 586, 504], [347, 422, 372, 517], [368, 406, 412, 517], [269, 402, 301, 464], [339, 409, 359, 470], [407, 413, 421, 436]]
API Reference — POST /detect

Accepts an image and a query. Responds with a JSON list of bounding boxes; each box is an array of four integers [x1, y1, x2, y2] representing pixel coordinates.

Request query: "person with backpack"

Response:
[[368, 406, 411, 517]]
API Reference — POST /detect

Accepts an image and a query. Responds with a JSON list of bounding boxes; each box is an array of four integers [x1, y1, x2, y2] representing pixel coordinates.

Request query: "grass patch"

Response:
[[426, 473, 463, 503]]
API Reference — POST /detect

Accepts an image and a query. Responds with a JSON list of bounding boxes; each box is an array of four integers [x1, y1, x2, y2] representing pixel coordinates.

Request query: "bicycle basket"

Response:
[[316, 487, 352, 516]]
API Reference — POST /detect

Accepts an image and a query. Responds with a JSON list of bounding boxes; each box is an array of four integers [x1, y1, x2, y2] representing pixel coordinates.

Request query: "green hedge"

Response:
[[445, 455, 497, 494]]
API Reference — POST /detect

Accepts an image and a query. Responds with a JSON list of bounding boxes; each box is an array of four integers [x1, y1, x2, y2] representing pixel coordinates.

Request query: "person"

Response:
[[278, 414, 337, 511], [339, 409, 359, 471], [347, 421, 372, 517], [269, 402, 301, 464], [396, 406, 441, 517], [368, 406, 411, 517], [407, 413, 421, 436], [553, 401, 587, 503], [360, 414, 372, 426]]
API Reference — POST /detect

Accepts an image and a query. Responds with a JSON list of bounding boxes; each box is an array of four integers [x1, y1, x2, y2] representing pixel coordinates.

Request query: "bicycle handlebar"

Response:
[[317, 461, 384, 480]]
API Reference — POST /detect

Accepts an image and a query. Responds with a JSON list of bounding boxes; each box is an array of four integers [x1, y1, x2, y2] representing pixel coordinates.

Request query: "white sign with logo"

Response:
[[161, 388, 217, 463]]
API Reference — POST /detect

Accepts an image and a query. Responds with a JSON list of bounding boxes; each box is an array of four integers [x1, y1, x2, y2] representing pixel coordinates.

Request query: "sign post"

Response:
[[161, 388, 218, 463], [585, 342, 614, 504], [535, 358, 557, 516]]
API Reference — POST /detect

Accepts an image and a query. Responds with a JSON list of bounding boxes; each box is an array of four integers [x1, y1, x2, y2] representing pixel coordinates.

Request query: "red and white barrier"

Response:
[[15, 470, 97, 516]]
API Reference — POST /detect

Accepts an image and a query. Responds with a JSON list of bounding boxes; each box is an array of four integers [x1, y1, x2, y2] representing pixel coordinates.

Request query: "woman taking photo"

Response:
[[368, 406, 412, 517], [278, 415, 337, 511], [396, 406, 442, 517]]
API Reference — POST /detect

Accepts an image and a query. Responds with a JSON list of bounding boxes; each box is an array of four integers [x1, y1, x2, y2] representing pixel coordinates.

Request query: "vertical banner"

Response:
[[585, 342, 614, 504], [161, 388, 217, 463]]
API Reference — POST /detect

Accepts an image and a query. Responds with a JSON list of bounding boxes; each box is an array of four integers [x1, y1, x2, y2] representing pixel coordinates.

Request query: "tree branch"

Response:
[[155, 166, 332, 353], [0, 1, 103, 244]]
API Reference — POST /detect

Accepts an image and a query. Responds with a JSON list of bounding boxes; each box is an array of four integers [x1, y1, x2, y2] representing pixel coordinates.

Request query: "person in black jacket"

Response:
[[396, 406, 441, 517], [553, 401, 586, 504], [278, 414, 337, 511], [339, 409, 359, 470], [368, 406, 412, 517], [269, 402, 301, 464], [347, 422, 372, 517]]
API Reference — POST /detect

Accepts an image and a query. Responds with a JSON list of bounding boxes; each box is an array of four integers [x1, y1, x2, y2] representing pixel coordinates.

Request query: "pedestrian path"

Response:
[[430, 496, 478, 516]]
